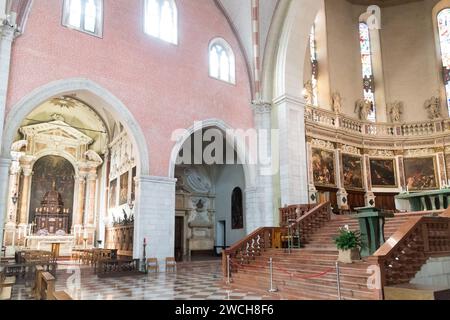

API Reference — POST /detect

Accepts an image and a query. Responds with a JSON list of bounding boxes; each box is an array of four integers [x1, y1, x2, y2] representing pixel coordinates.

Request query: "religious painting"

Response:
[[131, 167, 137, 202], [119, 172, 129, 205], [342, 154, 364, 190], [404, 157, 438, 191], [369, 159, 397, 188], [109, 179, 117, 209], [312, 148, 336, 187], [29, 156, 75, 228], [231, 187, 244, 229]]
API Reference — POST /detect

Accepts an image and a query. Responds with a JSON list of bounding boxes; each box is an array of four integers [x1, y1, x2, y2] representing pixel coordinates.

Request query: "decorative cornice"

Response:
[[404, 148, 435, 157], [311, 138, 334, 150], [251, 100, 272, 114], [341, 145, 361, 155], [367, 149, 395, 157]]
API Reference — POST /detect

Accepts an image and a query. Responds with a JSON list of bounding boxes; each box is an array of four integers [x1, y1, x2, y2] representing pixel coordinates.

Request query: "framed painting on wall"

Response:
[[404, 157, 438, 191], [312, 148, 336, 187], [119, 171, 129, 205], [131, 167, 137, 202], [109, 179, 117, 209], [369, 159, 397, 188], [342, 154, 364, 190]]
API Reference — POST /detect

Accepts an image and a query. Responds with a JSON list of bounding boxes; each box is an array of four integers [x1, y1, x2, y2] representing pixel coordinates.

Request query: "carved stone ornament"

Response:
[[368, 149, 395, 157], [404, 148, 435, 157], [183, 167, 212, 194], [311, 139, 334, 150], [354, 99, 374, 120], [341, 145, 360, 155]]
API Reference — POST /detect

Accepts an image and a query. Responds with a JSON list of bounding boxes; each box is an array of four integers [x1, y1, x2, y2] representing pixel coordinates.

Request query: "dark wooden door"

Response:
[[175, 217, 184, 262]]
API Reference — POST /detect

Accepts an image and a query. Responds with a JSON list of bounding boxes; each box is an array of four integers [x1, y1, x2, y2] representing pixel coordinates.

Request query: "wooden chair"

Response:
[[165, 257, 176, 273], [147, 258, 159, 273]]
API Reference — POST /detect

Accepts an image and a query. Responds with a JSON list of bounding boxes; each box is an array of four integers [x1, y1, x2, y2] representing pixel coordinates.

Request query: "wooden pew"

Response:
[[0, 271, 15, 300], [35, 271, 73, 300]]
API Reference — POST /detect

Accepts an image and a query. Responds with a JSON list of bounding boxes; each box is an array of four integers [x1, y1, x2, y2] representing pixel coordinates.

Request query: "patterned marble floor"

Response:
[[11, 260, 275, 300]]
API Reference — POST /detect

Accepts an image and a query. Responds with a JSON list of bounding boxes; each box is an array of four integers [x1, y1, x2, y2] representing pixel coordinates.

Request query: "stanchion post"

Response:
[[336, 261, 342, 300], [268, 258, 278, 293], [226, 255, 231, 284]]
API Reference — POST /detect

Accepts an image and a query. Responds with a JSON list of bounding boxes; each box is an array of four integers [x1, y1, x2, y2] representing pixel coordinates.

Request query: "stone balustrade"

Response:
[[305, 106, 447, 139]]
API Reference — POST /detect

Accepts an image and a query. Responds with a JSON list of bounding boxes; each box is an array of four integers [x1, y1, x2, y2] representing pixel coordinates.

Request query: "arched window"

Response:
[[437, 9, 450, 115], [209, 38, 236, 84], [144, 0, 178, 45], [231, 187, 243, 230], [62, 0, 103, 37], [359, 22, 376, 122], [309, 24, 319, 107]]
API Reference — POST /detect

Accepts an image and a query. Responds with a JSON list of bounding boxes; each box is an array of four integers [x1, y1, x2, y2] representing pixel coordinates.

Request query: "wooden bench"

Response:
[[0, 271, 15, 300], [34, 270, 73, 300]]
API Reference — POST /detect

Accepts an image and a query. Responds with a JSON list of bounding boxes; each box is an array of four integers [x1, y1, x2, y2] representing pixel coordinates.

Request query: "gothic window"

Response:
[[359, 22, 376, 122], [144, 0, 178, 45], [309, 24, 319, 107], [437, 9, 450, 115], [209, 38, 236, 84], [231, 187, 243, 230], [62, 0, 103, 37]]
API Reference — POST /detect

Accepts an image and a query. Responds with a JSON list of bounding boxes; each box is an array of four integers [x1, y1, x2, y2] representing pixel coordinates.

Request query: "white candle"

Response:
[[83, 229, 88, 239]]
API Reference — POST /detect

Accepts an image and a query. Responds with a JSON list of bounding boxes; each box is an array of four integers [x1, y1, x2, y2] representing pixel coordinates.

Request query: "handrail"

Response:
[[222, 202, 333, 278], [222, 227, 279, 277], [279, 204, 312, 227], [368, 214, 450, 298], [290, 202, 332, 245]]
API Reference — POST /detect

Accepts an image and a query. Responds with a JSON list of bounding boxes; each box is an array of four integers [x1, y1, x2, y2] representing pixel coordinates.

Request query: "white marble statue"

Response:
[[354, 99, 374, 120], [388, 101, 403, 123], [331, 92, 343, 114], [303, 80, 315, 105], [424, 96, 442, 120]]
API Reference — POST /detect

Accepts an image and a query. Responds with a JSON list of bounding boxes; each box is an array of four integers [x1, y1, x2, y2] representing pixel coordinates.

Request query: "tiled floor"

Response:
[[11, 260, 275, 300]]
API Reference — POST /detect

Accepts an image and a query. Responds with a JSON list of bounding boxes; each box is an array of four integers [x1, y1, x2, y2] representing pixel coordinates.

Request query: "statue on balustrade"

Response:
[[331, 92, 343, 114], [354, 99, 374, 121], [388, 101, 403, 123], [424, 97, 442, 120], [303, 80, 315, 105]]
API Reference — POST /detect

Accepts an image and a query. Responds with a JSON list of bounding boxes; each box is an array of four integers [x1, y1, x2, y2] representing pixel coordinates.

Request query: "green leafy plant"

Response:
[[334, 227, 362, 251]]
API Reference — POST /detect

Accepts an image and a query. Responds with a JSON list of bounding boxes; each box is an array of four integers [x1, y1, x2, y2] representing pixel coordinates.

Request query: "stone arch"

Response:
[[168, 118, 257, 189], [2, 78, 150, 176]]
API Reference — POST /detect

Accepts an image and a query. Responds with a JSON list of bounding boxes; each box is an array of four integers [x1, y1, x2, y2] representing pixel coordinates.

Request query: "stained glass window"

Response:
[[438, 9, 450, 115], [209, 39, 236, 84], [63, 0, 102, 36], [144, 0, 178, 45], [359, 23, 376, 122], [309, 25, 319, 107]]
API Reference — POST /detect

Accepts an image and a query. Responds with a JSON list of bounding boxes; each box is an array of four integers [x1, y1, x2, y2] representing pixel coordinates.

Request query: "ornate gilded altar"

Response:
[[34, 185, 71, 235]]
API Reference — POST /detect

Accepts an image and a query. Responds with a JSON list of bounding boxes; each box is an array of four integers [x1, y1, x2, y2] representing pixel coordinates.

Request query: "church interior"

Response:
[[2, 0, 450, 301]]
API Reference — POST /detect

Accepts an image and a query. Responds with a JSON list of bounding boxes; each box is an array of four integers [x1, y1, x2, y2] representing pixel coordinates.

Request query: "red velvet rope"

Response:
[[229, 259, 335, 280]]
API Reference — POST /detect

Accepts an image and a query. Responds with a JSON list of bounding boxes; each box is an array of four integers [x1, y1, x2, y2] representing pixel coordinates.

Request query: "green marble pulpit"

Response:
[[353, 207, 395, 257], [395, 189, 450, 212]]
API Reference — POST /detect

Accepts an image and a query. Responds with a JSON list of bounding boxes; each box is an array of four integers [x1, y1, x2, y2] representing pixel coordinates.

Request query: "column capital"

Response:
[[22, 167, 32, 176], [251, 100, 272, 114], [1, 24, 16, 42]]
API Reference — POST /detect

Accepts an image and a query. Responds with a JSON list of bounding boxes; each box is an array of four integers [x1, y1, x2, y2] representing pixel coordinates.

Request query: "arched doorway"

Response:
[[170, 122, 255, 261], [0, 79, 149, 257]]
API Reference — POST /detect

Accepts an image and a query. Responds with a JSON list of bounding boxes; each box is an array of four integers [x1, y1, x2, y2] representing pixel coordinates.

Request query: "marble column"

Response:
[[133, 176, 176, 272], [18, 165, 32, 226], [0, 158, 11, 246], [0, 23, 15, 153], [85, 170, 98, 226], [75, 173, 87, 227], [244, 187, 259, 233], [6, 155, 21, 224], [252, 101, 274, 228], [335, 149, 348, 210], [363, 154, 376, 207], [274, 95, 309, 205]]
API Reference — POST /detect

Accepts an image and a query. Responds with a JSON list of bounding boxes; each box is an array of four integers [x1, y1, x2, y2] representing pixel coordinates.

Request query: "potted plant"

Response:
[[334, 226, 362, 264]]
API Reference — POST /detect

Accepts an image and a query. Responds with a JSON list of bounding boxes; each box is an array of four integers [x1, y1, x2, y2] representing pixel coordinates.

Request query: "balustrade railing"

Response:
[[223, 202, 332, 278], [368, 213, 450, 299], [289, 202, 331, 245], [305, 106, 448, 138]]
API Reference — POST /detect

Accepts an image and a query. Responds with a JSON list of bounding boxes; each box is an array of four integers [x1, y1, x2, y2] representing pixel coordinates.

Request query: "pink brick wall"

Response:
[[6, 0, 253, 176]]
